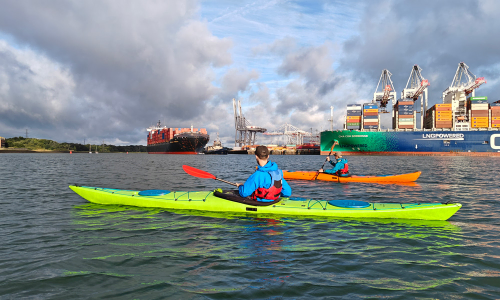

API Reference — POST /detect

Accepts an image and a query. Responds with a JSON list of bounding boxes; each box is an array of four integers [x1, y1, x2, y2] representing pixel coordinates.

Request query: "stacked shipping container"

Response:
[[435, 104, 453, 128], [147, 128, 208, 145], [491, 102, 500, 128], [468, 96, 489, 128], [424, 104, 453, 129], [395, 100, 414, 129], [363, 103, 379, 129], [346, 104, 362, 130]]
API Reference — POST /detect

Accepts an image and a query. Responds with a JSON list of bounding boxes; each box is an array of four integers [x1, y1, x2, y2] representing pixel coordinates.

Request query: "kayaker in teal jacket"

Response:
[[237, 146, 292, 202], [319, 151, 349, 176]]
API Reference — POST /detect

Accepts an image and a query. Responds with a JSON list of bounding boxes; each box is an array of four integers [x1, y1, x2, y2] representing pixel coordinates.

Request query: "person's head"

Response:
[[334, 151, 342, 159], [255, 145, 269, 166]]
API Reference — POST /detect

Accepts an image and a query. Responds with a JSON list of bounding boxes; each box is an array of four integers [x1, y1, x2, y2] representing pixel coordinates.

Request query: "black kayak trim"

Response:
[[213, 190, 281, 207]]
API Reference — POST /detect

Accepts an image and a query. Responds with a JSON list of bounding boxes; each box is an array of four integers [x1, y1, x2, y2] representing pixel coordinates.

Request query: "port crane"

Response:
[[264, 123, 313, 145], [443, 62, 486, 120], [401, 65, 430, 129], [373, 69, 397, 113], [233, 98, 267, 148]]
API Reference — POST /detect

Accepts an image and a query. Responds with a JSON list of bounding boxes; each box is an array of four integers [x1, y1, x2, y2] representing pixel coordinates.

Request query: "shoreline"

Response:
[[0, 149, 144, 154], [320, 151, 500, 157]]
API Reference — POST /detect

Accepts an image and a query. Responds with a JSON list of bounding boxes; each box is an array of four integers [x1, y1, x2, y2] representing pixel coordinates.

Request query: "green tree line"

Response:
[[4, 137, 147, 152]]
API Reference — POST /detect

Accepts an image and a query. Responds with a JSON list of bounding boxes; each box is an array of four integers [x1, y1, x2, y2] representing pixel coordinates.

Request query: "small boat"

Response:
[[69, 185, 460, 221], [283, 171, 421, 183], [204, 133, 229, 155]]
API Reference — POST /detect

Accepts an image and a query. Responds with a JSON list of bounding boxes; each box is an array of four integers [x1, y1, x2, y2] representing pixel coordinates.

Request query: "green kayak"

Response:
[[69, 185, 461, 221]]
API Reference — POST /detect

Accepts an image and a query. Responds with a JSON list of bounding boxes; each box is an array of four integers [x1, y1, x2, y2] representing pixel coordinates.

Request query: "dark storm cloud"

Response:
[[0, 0, 236, 144], [241, 40, 346, 137], [215, 68, 259, 104], [272, 42, 343, 123], [340, 0, 500, 105]]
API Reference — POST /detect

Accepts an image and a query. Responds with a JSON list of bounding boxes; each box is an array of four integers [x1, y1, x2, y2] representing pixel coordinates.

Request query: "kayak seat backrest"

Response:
[[328, 200, 370, 208], [138, 190, 171, 196], [213, 190, 281, 206]]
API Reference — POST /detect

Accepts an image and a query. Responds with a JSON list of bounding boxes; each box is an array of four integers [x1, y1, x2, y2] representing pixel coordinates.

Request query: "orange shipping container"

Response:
[[472, 118, 488, 121], [398, 114, 413, 118], [398, 125, 414, 129]]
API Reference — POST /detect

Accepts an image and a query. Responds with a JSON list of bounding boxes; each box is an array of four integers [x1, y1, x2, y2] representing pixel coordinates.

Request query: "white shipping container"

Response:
[[470, 104, 489, 109]]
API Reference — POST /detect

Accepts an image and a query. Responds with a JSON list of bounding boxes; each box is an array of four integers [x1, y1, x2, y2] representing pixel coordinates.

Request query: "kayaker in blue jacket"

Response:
[[319, 151, 349, 176], [237, 145, 292, 202]]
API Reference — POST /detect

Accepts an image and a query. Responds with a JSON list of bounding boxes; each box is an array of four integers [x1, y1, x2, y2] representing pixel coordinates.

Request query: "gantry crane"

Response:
[[264, 123, 312, 145], [401, 65, 430, 129], [233, 98, 267, 148], [443, 62, 486, 120], [373, 69, 397, 113]]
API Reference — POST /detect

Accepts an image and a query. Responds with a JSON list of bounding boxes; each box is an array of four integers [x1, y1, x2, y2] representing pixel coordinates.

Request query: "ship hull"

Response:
[[147, 133, 209, 154], [321, 130, 500, 156]]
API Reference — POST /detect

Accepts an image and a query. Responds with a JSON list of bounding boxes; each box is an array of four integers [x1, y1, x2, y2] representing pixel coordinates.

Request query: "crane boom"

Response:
[[411, 79, 430, 100], [373, 69, 396, 111], [464, 77, 486, 95]]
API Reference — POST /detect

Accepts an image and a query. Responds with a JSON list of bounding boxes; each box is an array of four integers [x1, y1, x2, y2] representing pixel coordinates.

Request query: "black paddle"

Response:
[[313, 140, 339, 180]]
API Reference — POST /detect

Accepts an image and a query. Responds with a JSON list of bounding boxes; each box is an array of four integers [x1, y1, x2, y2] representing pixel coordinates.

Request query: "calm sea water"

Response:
[[0, 153, 499, 299]]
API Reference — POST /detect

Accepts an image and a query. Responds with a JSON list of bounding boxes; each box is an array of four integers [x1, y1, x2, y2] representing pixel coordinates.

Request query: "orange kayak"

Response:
[[283, 171, 421, 183]]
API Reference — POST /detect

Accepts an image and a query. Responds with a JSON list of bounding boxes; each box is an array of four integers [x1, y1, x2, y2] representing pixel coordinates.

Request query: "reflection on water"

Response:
[[2, 154, 500, 299]]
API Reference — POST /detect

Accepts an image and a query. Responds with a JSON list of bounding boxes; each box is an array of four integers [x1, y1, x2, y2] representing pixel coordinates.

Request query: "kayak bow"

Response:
[[69, 185, 460, 221], [283, 171, 421, 183]]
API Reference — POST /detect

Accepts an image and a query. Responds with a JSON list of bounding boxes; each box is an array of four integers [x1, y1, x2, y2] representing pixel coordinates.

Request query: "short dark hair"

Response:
[[255, 145, 269, 159]]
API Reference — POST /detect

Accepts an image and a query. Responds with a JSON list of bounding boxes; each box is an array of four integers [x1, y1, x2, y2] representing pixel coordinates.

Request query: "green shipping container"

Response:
[[399, 118, 414, 122], [470, 96, 488, 101], [346, 122, 360, 126]]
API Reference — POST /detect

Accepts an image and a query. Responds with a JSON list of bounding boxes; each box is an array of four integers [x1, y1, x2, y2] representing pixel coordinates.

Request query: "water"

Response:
[[0, 153, 499, 299]]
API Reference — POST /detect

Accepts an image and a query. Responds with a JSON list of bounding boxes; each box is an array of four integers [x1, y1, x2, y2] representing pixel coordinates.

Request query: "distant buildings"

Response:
[[0, 137, 5, 148]]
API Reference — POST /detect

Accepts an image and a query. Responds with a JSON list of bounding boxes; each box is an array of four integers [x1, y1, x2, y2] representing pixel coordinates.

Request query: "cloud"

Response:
[[0, 0, 235, 144], [340, 0, 500, 107]]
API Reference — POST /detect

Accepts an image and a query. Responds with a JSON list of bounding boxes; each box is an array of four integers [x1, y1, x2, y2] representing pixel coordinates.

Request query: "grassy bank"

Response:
[[3, 137, 147, 153]]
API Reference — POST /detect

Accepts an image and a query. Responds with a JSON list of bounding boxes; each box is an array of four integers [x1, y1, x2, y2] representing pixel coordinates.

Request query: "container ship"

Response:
[[321, 63, 500, 156], [147, 121, 209, 154]]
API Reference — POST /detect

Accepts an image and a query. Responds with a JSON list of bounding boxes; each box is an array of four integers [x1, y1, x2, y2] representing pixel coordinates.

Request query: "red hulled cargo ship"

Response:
[[147, 121, 209, 154]]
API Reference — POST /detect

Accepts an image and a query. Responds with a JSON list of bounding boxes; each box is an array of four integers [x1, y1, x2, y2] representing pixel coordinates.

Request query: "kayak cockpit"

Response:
[[213, 190, 281, 206]]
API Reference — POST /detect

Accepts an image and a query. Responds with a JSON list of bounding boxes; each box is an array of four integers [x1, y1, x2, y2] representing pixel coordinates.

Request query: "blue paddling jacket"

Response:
[[239, 161, 292, 202], [325, 158, 349, 175]]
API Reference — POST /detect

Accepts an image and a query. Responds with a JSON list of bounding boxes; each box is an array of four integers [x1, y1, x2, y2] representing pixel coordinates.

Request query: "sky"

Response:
[[1, 0, 500, 146]]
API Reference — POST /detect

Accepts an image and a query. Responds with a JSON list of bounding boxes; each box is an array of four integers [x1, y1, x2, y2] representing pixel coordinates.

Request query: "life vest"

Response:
[[251, 170, 283, 201], [336, 160, 349, 176]]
